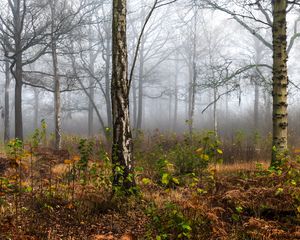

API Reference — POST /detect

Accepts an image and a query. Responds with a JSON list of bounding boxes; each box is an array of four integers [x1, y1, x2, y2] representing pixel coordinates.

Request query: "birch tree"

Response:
[[197, 0, 294, 164], [272, 0, 288, 165], [111, 0, 135, 190]]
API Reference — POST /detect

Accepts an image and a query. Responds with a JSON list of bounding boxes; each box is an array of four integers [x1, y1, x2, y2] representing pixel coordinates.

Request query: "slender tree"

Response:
[[50, 0, 62, 150], [4, 56, 10, 142], [271, 0, 288, 165], [111, 0, 135, 190]]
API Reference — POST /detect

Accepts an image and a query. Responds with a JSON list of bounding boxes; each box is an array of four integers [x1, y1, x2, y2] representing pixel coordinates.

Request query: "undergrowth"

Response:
[[0, 127, 300, 239]]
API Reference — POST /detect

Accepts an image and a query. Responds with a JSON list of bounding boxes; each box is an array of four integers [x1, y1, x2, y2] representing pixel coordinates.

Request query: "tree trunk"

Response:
[[188, 62, 196, 136], [88, 74, 95, 137], [132, 77, 137, 129], [271, 0, 288, 165], [111, 0, 135, 190], [88, 26, 95, 137], [14, 55, 23, 140], [188, 15, 197, 136], [51, 0, 62, 150], [12, 0, 23, 141], [4, 58, 10, 142], [168, 94, 172, 131], [213, 87, 218, 137], [33, 89, 39, 130], [173, 53, 179, 132], [254, 81, 259, 131], [136, 40, 144, 130], [105, 33, 112, 130]]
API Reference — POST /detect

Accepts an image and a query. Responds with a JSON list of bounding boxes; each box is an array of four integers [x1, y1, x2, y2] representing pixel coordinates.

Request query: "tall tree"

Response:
[[4, 56, 10, 142], [0, 0, 51, 140], [50, 0, 62, 150], [272, 0, 288, 165], [111, 0, 135, 190]]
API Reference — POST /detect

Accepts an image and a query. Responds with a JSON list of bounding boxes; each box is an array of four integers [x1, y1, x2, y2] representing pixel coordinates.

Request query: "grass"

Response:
[[216, 160, 270, 174]]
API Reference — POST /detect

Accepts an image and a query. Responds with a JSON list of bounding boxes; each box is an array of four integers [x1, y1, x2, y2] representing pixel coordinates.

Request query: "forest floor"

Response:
[[1, 134, 300, 239]]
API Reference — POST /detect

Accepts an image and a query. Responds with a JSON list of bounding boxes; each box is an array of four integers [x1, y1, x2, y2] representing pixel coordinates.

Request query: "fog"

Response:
[[0, 0, 300, 142]]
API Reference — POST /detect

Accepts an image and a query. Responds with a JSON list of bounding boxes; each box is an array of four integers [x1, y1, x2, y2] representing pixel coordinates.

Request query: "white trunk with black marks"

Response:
[[50, 0, 62, 150], [272, 0, 288, 164], [111, 0, 135, 189]]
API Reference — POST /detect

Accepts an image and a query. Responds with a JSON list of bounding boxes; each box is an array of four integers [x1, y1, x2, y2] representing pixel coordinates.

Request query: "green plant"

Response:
[[146, 202, 192, 239], [156, 159, 180, 188], [77, 138, 94, 184], [112, 164, 140, 196], [30, 119, 47, 148]]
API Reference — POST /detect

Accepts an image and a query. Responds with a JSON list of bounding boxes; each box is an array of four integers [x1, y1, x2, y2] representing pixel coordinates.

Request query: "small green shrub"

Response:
[[146, 202, 192, 239]]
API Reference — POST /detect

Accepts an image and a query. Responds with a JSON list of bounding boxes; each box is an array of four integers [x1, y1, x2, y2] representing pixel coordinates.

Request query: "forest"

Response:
[[0, 0, 300, 239]]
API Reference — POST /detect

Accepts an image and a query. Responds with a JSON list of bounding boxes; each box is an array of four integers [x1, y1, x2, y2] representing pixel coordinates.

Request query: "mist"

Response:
[[0, 0, 299, 144]]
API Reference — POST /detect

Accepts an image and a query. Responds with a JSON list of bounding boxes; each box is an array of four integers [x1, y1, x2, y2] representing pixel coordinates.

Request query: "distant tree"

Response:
[[49, 0, 62, 150], [0, 0, 51, 140], [3, 55, 11, 143]]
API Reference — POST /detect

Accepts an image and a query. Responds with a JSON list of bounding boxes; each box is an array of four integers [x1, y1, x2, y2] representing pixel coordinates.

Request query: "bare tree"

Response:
[[111, 0, 135, 190], [0, 0, 52, 140]]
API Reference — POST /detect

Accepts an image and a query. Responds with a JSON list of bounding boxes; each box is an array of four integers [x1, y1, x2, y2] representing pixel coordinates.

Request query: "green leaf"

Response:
[[161, 173, 170, 185], [291, 180, 297, 186], [172, 177, 180, 185], [235, 206, 243, 213], [217, 149, 223, 154], [231, 213, 240, 222], [142, 178, 152, 185], [200, 154, 210, 161], [197, 188, 207, 195], [182, 223, 192, 231], [275, 187, 284, 196]]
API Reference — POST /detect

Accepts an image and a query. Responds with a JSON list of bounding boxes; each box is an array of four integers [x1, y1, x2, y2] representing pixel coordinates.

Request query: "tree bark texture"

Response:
[[272, 0, 288, 165], [111, 0, 135, 190]]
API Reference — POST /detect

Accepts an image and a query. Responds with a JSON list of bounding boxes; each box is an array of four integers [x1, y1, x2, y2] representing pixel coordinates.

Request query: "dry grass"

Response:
[[215, 161, 270, 174]]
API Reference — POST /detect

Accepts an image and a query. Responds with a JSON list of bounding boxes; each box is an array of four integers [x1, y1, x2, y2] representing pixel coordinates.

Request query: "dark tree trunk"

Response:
[[12, 0, 23, 140], [4, 58, 11, 142], [14, 55, 23, 140]]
